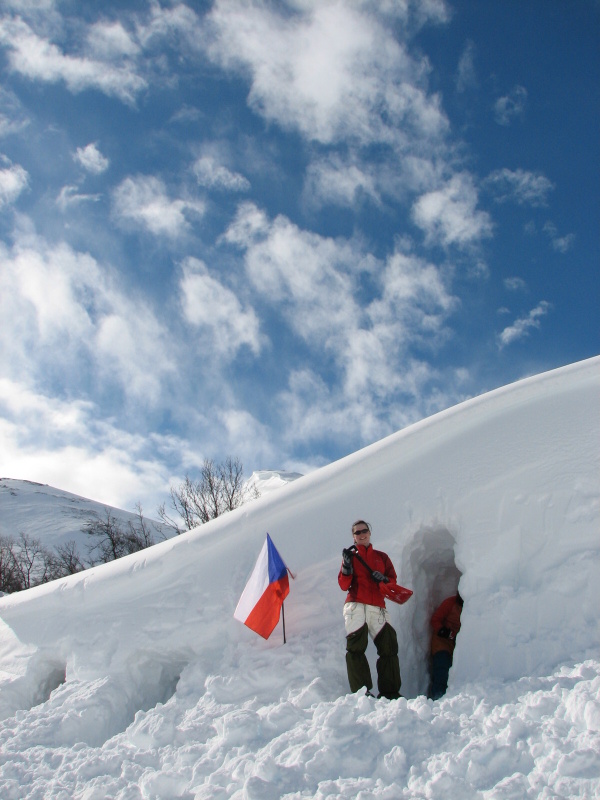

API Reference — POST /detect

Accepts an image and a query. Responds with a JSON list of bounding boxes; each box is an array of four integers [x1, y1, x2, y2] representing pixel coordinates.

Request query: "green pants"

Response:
[[345, 622, 401, 699]]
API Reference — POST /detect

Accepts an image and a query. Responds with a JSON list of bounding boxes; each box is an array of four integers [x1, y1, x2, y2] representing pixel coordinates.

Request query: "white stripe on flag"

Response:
[[234, 538, 269, 623]]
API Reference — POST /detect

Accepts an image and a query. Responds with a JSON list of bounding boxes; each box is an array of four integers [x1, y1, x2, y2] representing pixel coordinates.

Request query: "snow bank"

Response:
[[0, 357, 598, 799]]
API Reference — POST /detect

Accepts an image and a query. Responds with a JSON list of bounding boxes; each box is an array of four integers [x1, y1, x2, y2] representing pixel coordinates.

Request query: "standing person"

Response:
[[428, 592, 463, 700], [338, 520, 402, 699]]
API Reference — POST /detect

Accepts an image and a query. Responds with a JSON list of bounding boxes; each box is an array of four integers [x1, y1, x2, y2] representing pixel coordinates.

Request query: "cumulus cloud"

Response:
[[0, 160, 28, 206], [225, 202, 362, 350], [543, 221, 575, 253], [486, 168, 554, 206], [411, 173, 493, 248], [498, 301, 552, 349], [303, 154, 380, 208], [86, 20, 140, 59], [0, 378, 171, 510], [504, 277, 527, 292], [0, 16, 146, 104], [179, 257, 262, 358], [0, 237, 175, 406], [494, 85, 527, 126], [206, 0, 448, 147], [112, 175, 205, 237], [74, 142, 110, 175], [225, 202, 457, 414], [193, 156, 250, 192]]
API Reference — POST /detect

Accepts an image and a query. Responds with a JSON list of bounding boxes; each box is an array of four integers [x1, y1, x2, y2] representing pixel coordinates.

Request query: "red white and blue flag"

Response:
[[234, 534, 291, 639]]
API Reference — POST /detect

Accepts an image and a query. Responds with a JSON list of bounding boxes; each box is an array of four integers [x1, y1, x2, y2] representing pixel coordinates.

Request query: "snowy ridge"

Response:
[[0, 478, 171, 553], [0, 357, 599, 799]]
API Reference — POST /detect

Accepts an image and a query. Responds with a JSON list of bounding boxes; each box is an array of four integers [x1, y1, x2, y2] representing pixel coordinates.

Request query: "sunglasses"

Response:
[[353, 528, 370, 536]]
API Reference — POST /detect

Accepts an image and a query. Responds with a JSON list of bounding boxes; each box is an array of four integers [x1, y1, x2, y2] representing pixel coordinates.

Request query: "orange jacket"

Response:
[[430, 595, 462, 655], [338, 544, 396, 609]]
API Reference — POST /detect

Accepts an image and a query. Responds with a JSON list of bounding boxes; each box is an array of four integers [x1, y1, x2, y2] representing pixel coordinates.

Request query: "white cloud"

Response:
[[112, 175, 205, 237], [225, 203, 361, 350], [504, 277, 527, 292], [0, 87, 29, 138], [303, 155, 380, 208], [486, 168, 554, 206], [217, 407, 276, 467], [456, 40, 477, 92], [225, 203, 456, 408], [498, 301, 552, 349], [411, 173, 493, 248], [0, 378, 170, 511], [0, 16, 146, 104], [0, 160, 28, 206], [0, 237, 175, 405], [206, 0, 448, 147], [193, 156, 250, 192], [74, 142, 110, 175], [86, 20, 140, 59], [179, 257, 262, 358], [56, 185, 101, 210], [543, 221, 575, 253], [494, 85, 527, 126]]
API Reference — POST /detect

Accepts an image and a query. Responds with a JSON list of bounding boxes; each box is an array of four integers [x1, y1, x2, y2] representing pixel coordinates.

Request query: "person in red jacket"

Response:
[[338, 519, 401, 699], [428, 592, 463, 700]]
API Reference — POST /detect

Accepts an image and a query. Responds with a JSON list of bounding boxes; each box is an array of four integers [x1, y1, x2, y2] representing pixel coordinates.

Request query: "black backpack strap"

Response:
[[348, 545, 389, 584]]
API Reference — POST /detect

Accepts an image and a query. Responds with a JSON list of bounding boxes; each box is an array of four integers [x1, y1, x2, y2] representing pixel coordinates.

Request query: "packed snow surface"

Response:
[[0, 357, 598, 799]]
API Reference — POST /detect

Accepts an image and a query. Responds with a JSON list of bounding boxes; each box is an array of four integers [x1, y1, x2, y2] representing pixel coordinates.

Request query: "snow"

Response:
[[0, 356, 598, 799], [0, 478, 171, 555]]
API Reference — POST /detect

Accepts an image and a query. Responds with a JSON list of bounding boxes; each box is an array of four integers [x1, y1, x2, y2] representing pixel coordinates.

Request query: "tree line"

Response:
[[0, 457, 258, 594]]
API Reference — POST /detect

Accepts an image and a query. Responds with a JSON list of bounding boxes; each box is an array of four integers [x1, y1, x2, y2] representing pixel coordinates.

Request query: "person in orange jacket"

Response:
[[338, 519, 401, 699], [428, 591, 463, 700]]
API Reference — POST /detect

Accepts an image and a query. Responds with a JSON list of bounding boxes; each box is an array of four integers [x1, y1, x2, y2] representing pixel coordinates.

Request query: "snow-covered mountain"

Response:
[[0, 357, 598, 799], [0, 478, 172, 554]]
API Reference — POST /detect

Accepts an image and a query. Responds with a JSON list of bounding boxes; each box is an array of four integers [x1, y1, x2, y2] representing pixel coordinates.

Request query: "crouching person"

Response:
[[338, 519, 402, 699], [428, 591, 463, 700]]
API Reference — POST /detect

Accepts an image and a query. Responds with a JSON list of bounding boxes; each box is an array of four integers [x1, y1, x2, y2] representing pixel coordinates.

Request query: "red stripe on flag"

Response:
[[243, 575, 290, 639]]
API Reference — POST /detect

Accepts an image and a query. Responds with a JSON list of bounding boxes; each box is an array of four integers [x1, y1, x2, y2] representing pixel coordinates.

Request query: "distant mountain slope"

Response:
[[0, 478, 170, 555]]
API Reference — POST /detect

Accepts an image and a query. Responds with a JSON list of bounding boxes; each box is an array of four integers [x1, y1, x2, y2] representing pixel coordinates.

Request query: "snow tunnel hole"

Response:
[[33, 659, 67, 707], [41, 655, 189, 748], [136, 655, 185, 712], [400, 526, 462, 698]]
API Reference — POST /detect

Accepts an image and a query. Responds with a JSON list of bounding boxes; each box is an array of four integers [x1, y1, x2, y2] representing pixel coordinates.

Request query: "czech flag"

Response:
[[234, 534, 290, 639]]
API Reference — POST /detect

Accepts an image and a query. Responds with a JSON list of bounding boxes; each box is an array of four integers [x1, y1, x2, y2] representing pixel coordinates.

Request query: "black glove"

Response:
[[341, 548, 354, 575], [371, 570, 388, 583], [437, 627, 451, 639]]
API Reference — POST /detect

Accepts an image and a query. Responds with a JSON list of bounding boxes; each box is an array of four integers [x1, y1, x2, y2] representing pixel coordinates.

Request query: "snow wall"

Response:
[[0, 357, 598, 713]]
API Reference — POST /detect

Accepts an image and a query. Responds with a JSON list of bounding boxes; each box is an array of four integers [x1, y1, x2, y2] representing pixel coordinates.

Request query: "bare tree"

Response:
[[12, 532, 55, 589], [53, 540, 86, 575], [0, 535, 22, 593], [158, 456, 259, 533], [84, 505, 164, 565]]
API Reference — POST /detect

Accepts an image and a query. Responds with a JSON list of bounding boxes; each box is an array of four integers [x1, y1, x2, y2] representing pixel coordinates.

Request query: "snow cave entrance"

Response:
[[399, 525, 462, 698]]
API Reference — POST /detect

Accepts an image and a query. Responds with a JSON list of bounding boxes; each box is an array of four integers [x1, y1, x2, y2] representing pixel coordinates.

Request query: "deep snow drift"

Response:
[[0, 357, 598, 799]]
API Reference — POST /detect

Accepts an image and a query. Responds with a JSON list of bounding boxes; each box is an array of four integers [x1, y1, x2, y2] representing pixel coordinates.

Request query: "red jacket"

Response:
[[338, 544, 397, 609], [430, 595, 462, 655]]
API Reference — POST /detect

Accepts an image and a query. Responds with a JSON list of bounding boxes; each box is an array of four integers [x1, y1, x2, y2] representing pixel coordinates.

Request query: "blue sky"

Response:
[[0, 0, 598, 514]]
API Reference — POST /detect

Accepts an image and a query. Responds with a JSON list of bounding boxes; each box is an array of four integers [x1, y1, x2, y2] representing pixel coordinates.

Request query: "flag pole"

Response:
[[282, 600, 287, 644]]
